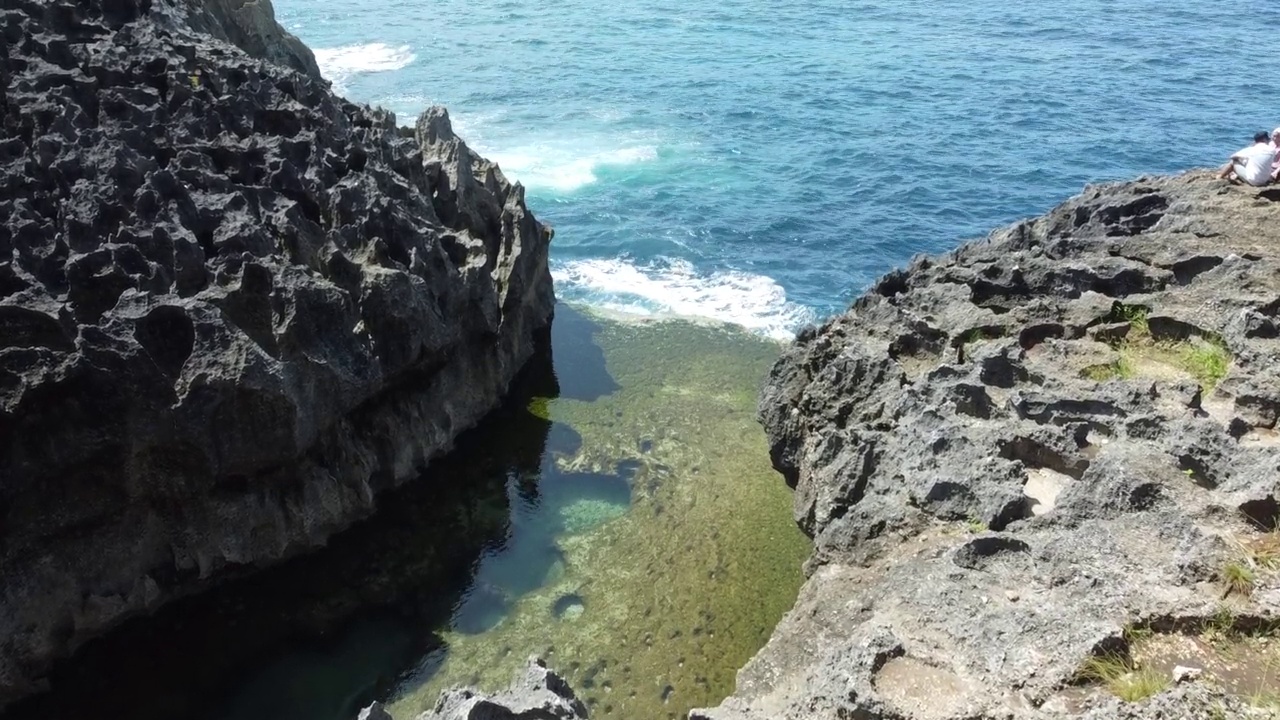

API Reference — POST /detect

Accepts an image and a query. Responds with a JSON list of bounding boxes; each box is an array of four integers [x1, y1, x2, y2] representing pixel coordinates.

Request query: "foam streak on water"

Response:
[[312, 43, 415, 93], [486, 144, 658, 193], [279, 0, 1280, 335], [553, 257, 814, 340]]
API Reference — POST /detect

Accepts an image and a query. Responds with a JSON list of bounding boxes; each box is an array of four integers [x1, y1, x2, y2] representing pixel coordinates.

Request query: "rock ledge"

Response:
[[701, 172, 1280, 719]]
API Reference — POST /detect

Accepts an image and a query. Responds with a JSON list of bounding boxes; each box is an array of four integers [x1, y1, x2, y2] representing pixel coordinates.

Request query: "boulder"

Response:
[[415, 658, 590, 720]]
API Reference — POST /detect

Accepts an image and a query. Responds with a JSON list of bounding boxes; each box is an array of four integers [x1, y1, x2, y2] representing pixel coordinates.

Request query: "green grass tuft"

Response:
[[1222, 560, 1257, 598], [1253, 654, 1280, 711], [960, 327, 1005, 347], [1241, 514, 1280, 570], [1177, 339, 1231, 391], [1122, 623, 1154, 644], [1100, 335, 1231, 393], [1082, 363, 1120, 381], [1119, 305, 1150, 336], [1115, 349, 1139, 379], [1251, 690, 1280, 712], [1096, 303, 1233, 392], [1248, 535, 1280, 571], [1202, 605, 1243, 650], [964, 517, 988, 534], [1079, 653, 1169, 702]]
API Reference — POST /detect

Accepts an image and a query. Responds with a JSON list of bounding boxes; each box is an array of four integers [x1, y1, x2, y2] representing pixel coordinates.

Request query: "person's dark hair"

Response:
[[1255, 131, 1271, 143]]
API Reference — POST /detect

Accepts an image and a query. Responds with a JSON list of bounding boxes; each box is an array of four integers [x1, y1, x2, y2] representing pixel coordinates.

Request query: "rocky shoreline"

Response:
[[0, 0, 552, 707], [5, 1, 1280, 718], [697, 172, 1280, 719], [435, 174, 1280, 720], [371, 173, 1280, 720]]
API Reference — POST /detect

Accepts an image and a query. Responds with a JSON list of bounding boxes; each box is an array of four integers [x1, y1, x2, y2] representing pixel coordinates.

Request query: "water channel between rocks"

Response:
[[2, 305, 809, 720]]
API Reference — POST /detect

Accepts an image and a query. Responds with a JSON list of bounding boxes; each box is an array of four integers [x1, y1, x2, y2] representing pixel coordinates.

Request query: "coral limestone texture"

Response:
[[0, 0, 552, 706], [699, 173, 1280, 719]]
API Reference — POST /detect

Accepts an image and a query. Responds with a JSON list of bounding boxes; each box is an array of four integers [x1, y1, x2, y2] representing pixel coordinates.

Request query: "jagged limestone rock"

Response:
[[697, 173, 1280, 719], [414, 658, 590, 720], [0, 0, 553, 707], [168, 0, 324, 80]]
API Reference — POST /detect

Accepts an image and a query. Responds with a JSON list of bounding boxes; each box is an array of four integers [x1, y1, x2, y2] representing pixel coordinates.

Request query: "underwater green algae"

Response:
[[389, 314, 810, 720]]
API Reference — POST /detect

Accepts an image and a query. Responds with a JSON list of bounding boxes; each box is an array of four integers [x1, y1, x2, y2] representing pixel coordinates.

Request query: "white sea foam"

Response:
[[312, 43, 416, 93], [553, 258, 815, 340], [486, 144, 658, 193]]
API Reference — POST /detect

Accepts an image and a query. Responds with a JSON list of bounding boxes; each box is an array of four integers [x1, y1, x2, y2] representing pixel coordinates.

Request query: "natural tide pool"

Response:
[[386, 311, 810, 719], [1, 306, 809, 720]]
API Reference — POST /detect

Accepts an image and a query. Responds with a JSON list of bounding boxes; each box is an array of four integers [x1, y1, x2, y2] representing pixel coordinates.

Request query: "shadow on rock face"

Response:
[[951, 536, 1032, 571], [0, 342, 565, 720]]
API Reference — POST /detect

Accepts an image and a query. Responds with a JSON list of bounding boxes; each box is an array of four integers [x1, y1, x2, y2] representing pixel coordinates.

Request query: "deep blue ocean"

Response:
[[276, 0, 1278, 337]]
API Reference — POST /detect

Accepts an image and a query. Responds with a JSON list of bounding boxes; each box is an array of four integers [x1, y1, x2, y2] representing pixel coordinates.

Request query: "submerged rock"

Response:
[[410, 657, 589, 720], [358, 703, 394, 720], [552, 592, 586, 621], [695, 173, 1280, 719], [0, 0, 552, 707]]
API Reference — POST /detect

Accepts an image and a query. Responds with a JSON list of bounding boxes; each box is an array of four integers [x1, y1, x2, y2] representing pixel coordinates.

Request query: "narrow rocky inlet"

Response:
[[4, 1, 1280, 719], [385, 313, 809, 720], [0, 307, 808, 720], [385, 174, 1280, 720]]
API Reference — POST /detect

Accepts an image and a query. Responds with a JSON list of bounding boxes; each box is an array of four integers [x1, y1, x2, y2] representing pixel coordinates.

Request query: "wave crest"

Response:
[[553, 258, 814, 340], [487, 144, 658, 193], [313, 43, 416, 93]]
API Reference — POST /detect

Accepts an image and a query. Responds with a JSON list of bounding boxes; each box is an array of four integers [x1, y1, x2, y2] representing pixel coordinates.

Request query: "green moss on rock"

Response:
[[389, 315, 809, 720]]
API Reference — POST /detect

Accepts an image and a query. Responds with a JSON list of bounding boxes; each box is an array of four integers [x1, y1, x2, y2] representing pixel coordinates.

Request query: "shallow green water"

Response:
[[389, 313, 809, 719], [0, 307, 807, 720]]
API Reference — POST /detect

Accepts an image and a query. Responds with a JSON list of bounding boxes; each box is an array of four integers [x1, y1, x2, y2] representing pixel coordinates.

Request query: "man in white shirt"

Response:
[[1271, 127, 1280, 183], [1219, 131, 1277, 186]]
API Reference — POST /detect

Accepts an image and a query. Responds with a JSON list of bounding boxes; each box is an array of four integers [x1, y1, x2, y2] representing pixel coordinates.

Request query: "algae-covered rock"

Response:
[[390, 317, 809, 720]]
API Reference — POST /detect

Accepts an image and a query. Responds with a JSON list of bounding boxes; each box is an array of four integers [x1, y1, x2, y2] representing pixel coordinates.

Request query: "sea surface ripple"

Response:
[[276, 0, 1280, 337]]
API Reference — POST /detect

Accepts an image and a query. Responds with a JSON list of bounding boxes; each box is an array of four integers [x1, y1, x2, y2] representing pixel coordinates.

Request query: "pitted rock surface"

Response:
[[412, 657, 590, 720], [0, 0, 552, 707], [695, 173, 1280, 719], [172, 0, 323, 80]]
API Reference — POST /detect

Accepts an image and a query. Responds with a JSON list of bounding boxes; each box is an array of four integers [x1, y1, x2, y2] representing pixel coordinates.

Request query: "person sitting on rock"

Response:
[[1271, 127, 1280, 183], [1218, 131, 1277, 186]]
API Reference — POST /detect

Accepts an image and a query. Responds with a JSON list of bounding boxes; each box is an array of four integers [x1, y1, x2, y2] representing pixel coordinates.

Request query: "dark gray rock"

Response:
[[696, 173, 1280, 719], [169, 0, 324, 80], [418, 658, 590, 720], [0, 0, 552, 708]]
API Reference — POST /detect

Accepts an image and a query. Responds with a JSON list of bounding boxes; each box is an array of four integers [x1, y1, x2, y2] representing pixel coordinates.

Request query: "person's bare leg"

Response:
[[1218, 161, 1235, 180]]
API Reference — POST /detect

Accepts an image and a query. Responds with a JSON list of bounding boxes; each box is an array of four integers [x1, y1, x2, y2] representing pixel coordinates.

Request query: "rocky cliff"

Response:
[[695, 173, 1280, 719], [0, 0, 553, 707], [173, 0, 323, 80]]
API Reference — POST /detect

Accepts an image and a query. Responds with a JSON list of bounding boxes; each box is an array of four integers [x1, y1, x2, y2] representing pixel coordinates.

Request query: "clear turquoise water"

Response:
[[280, 0, 1277, 336]]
